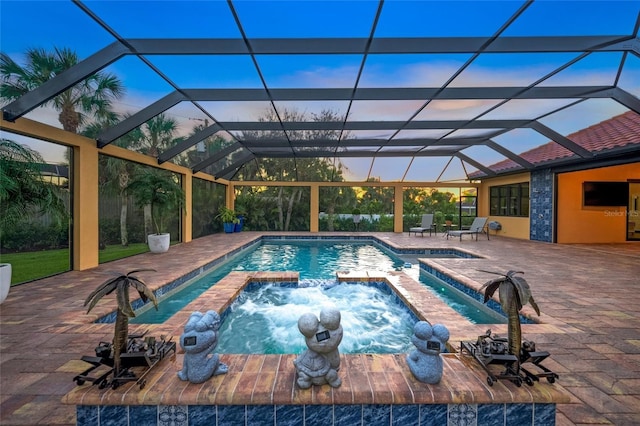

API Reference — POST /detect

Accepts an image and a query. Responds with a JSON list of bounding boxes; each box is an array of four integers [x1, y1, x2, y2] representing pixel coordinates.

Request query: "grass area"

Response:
[[0, 249, 70, 285], [0, 243, 150, 285], [98, 243, 149, 263]]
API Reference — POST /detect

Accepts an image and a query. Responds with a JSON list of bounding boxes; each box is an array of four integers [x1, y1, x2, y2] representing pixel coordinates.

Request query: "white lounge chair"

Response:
[[446, 217, 489, 241], [409, 214, 436, 236]]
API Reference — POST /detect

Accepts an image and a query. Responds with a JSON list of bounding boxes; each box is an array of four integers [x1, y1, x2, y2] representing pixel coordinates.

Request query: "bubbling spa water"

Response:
[[216, 281, 416, 354]]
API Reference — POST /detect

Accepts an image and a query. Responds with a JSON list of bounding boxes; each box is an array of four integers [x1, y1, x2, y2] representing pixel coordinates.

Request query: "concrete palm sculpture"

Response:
[[479, 270, 540, 371], [84, 269, 158, 376]]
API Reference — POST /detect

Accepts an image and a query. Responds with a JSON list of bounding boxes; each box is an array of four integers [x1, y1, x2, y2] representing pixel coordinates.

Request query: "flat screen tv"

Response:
[[583, 181, 628, 207]]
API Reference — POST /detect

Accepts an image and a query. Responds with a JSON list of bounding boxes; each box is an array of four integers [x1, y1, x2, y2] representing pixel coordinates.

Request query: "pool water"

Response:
[[417, 272, 507, 324], [215, 280, 416, 354], [131, 240, 504, 325], [132, 241, 404, 323]]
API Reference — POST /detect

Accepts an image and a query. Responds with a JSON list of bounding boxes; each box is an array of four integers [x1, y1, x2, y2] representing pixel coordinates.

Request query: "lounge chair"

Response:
[[446, 217, 489, 241], [409, 214, 436, 236]]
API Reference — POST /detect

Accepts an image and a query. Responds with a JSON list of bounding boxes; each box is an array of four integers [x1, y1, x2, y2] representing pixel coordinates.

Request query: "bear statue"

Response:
[[177, 310, 228, 384], [293, 307, 343, 389], [406, 321, 450, 384]]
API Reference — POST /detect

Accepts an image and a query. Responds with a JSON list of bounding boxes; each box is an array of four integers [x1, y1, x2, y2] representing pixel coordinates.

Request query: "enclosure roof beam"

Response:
[[485, 140, 535, 169], [120, 35, 633, 55], [2, 42, 129, 122], [158, 124, 222, 164], [217, 119, 532, 131], [242, 136, 489, 148], [191, 143, 243, 173], [213, 152, 255, 179], [177, 86, 614, 101], [455, 153, 497, 177], [527, 121, 593, 158]]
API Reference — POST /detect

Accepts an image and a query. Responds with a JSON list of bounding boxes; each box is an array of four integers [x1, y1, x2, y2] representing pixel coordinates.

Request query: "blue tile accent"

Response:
[[419, 404, 447, 426], [276, 405, 305, 426], [78, 403, 554, 425], [477, 403, 505, 426], [130, 405, 157, 425], [305, 404, 334, 426], [158, 405, 188, 426], [392, 404, 419, 426], [76, 405, 98, 426], [188, 405, 216, 426], [506, 403, 532, 425], [335, 405, 363, 426], [534, 403, 556, 426], [448, 403, 477, 426], [247, 405, 275, 425], [99, 405, 128, 426], [218, 405, 245, 426], [363, 404, 391, 425], [530, 169, 554, 242]]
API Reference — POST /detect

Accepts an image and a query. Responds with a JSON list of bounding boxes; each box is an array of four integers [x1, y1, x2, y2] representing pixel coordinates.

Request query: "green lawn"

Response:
[[0, 243, 149, 285]]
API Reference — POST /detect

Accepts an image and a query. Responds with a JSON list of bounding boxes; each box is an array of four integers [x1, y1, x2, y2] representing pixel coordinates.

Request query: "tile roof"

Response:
[[474, 110, 640, 176]]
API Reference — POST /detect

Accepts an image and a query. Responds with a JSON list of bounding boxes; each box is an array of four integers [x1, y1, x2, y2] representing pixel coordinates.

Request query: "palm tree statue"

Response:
[[1, 47, 124, 133], [84, 269, 158, 376], [479, 270, 540, 371]]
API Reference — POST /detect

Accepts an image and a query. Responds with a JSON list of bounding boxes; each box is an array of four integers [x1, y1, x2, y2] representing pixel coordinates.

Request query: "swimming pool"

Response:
[[129, 239, 502, 324]]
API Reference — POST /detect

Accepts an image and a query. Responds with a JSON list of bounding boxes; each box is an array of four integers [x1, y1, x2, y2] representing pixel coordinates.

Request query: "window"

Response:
[[490, 183, 529, 217]]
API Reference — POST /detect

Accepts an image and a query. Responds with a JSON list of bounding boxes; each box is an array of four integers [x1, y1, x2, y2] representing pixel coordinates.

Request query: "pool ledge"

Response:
[[63, 352, 569, 407], [63, 271, 570, 425]]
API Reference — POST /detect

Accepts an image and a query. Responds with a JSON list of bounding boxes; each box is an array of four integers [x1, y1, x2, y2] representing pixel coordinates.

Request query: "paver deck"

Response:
[[1, 232, 639, 425]]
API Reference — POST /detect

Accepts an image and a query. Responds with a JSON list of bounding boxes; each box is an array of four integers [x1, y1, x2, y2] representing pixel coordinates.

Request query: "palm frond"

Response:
[[84, 279, 119, 312], [126, 268, 157, 277], [529, 295, 541, 316], [129, 279, 158, 310], [480, 278, 505, 303]]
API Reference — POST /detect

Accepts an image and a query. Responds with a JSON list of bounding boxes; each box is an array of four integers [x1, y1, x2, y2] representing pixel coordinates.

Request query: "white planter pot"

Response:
[[0, 263, 11, 304], [148, 233, 170, 253]]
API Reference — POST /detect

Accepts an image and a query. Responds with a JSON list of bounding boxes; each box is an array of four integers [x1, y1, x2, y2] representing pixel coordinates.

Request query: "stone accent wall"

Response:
[[530, 169, 554, 242]]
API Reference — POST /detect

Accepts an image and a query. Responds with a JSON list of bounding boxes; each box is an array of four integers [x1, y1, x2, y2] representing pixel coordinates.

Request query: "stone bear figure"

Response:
[[177, 310, 228, 383], [293, 307, 343, 389], [406, 321, 450, 384]]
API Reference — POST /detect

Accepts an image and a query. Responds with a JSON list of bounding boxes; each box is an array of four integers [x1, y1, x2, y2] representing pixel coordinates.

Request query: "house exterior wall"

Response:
[[556, 162, 640, 243], [478, 172, 531, 240]]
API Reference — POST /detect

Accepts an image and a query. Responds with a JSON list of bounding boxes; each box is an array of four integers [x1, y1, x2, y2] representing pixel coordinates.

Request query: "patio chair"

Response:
[[446, 217, 489, 241], [409, 214, 436, 236]]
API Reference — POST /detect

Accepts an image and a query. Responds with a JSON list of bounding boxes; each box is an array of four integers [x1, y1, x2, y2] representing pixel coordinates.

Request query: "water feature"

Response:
[[216, 280, 417, 354]]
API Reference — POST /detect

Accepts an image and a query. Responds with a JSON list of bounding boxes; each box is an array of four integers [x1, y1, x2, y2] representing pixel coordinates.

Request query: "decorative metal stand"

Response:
[[460, 329, 559, 387], [519, 339, 558, 385], [460, 330, 522, 387], [73, 331, 176, 390]]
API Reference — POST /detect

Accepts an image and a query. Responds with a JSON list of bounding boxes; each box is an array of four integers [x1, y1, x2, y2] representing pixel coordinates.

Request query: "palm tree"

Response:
[[84, 116, 143, 247], [84, 269, 158, 376], [0, 47, 124, 133], [480, 270, 540, 371], [0, 139, 67, 231]]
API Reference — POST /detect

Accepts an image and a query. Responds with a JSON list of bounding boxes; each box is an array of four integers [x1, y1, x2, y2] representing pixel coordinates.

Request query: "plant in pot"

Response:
[[352, 208, 361, 224], [0, 139, 68, 302], [126, 169, 185, 253], [444, 214, 454, 226], [217, 206, 237, 233]]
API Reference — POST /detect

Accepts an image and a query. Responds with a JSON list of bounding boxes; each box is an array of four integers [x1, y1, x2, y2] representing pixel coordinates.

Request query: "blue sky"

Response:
[[1, 0, 639, 181]]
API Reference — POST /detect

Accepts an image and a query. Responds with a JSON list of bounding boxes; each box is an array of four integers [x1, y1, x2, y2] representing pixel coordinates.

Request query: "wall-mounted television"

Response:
[[583, 181, 628, 207]]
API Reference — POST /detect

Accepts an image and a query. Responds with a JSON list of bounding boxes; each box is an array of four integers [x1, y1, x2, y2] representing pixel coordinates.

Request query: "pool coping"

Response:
[[63, 271, 570, 408]]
